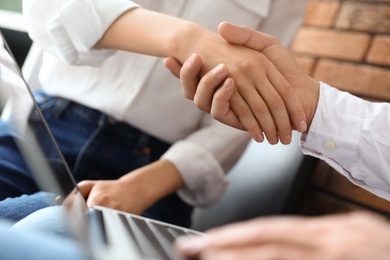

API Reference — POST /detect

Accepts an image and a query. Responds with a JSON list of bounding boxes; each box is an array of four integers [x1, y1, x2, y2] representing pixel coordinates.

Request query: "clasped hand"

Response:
[[165, 22, 321, 144]]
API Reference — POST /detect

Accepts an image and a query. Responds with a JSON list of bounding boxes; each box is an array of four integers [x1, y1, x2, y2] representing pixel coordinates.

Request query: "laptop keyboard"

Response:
[[94, 208, 201, 260], [122, 215, 171, 259]]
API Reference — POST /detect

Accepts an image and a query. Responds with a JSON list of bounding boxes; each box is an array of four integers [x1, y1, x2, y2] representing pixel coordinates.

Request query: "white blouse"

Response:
[[22, 0, 307, 206], [301, 82, 390, 200]]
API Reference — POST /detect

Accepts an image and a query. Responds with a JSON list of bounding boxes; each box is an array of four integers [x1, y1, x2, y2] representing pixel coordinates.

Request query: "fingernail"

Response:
[[213, 64, 225, 77], [175, 236, 208, 254], [223, 78, 233, 89], [284, 135, 291, 144], [188, 55, 196, 68], [299, 120, 307, 132], [256, 133, 264, 143], [269, 136, 279, 145]]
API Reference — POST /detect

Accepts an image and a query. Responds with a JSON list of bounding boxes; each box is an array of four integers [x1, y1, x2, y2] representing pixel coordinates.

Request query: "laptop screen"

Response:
[[0, 30, 78, 199], [0, 29, 204, 260], [0, 29, 90, 244]]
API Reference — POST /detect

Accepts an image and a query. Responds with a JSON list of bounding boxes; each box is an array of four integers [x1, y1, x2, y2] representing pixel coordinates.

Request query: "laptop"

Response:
[[0, 30, 202, 260]]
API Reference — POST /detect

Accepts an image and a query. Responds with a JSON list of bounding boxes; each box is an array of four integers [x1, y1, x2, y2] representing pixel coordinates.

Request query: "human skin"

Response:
[[95, 8, 307, 144], [165, 22, 390, 259], [76, 160, 181, 215], [164, 22, 319, 132], [175, 212, 390, 260], [84, 11, 308, 215]]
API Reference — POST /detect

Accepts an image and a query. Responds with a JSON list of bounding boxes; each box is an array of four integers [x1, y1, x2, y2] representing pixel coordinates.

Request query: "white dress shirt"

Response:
[[301, 82, 390, 200], [22, 0, 307, 206]]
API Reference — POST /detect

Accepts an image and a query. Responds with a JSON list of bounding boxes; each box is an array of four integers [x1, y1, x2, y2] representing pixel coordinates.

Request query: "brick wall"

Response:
[[289, 0, 390, 217], [292, 0, 390, 101]]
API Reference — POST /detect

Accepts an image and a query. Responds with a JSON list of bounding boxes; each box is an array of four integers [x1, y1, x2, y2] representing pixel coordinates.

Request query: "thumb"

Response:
[[163, 57, 182, 78], [218, 22, 279, 52], [77, 180, 95, 199]]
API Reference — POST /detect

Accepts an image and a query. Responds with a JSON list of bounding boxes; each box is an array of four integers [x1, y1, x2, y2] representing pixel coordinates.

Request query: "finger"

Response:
[[225, 71, 274, 143], [176, 235, 207, 259], [77, 180, 95, 199], [192, 64, 247, 131], [266, 64, 306, 136], [200, 243, 315, 260], [256, 67, 294, 144], [163, 57, 182, 78], [231, 60, 292, 144], [229, 91, 264, 142], [252, 87, 282, 145], [219, 22, 307, 132], [235, 89, 277, 144], [176, 226, 310, 260], [218, 21, 276, 54], [193, 64, 228, 112], [204, 216, 312, 247], [179, 53, 203, 100], [262, 45, 307, 132], [210, 77, 245, 131]]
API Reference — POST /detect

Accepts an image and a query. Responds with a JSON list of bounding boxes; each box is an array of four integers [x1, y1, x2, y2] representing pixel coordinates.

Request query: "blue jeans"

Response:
[[0, 208, 88, 260], [0, 220, 87, 260], [0, 90, 192, 227]]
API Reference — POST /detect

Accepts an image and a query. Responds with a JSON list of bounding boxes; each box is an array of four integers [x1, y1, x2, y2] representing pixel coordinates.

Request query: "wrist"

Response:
[[119, 160, 184, 206], [168, 21, 222, 67], [305, 78, 320, 131]]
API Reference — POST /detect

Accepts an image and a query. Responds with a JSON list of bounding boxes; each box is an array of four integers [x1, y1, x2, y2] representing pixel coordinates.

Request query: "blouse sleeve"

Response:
[[162, 116, 251, 207], [23, 0, 140, 65], [301, 82, 390, 200]]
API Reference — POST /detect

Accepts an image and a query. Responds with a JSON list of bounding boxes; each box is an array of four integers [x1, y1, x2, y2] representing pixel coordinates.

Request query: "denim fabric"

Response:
[[0, 192, 57, 223], [13, 205, 74, 239], [0, 90, 192, 227], [0, 121, 40, 198], [0, 218, 87, 260]]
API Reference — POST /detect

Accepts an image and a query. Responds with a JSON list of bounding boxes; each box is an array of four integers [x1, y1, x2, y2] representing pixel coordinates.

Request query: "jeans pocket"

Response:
[[30, 91, 71, 121]]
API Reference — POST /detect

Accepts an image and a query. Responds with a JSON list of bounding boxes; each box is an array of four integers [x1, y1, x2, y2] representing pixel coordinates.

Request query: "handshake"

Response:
[[164, 22, 320, 145]]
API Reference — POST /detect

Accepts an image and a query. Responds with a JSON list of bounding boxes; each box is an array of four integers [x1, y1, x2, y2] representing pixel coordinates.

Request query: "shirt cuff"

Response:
[[300, 82, 365, 172], [161, 140, 228, 207], [46, 0, 139, 64]]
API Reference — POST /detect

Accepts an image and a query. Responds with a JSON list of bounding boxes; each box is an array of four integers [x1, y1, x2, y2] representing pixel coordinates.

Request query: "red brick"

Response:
[[313, 59, 390, 100], [367, 35, 390, 66], [336, 3, 390, 34], [292, 28, 370, 62], [304, 0, 340, 28]]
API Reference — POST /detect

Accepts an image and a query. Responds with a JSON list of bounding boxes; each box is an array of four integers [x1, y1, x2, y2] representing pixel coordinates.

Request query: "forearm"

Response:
[[95, 7, 217, 63], [118, 159, 184, 210]]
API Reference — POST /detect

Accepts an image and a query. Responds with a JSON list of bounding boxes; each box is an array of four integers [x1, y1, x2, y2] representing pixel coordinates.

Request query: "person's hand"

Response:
[[165, 34, 307, 145], [77, 160, 183, 215], [165, 22, 320, 135], [78, 178, 148, 215], [219, 22, 320, 130], [175, 212, 390, 260], [97, 8, 306, 144], [165, 55, 248, 135]]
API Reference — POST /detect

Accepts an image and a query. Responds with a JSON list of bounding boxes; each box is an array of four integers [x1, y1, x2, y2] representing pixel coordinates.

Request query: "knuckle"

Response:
[[194, 97, 210, 112], [268, 35, 280, 45], [278, 124, 291, 135], [348, 211, 377, 224], [240, 59, 256, 73], [211, 111, 225, 122], [269, 95, 285, 111], [251, 102, 269, 116], [278, 81, 295, 96], [247, 124, 261, 135], [184, 92, 194, 100], [182, 86, 196, 100]]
